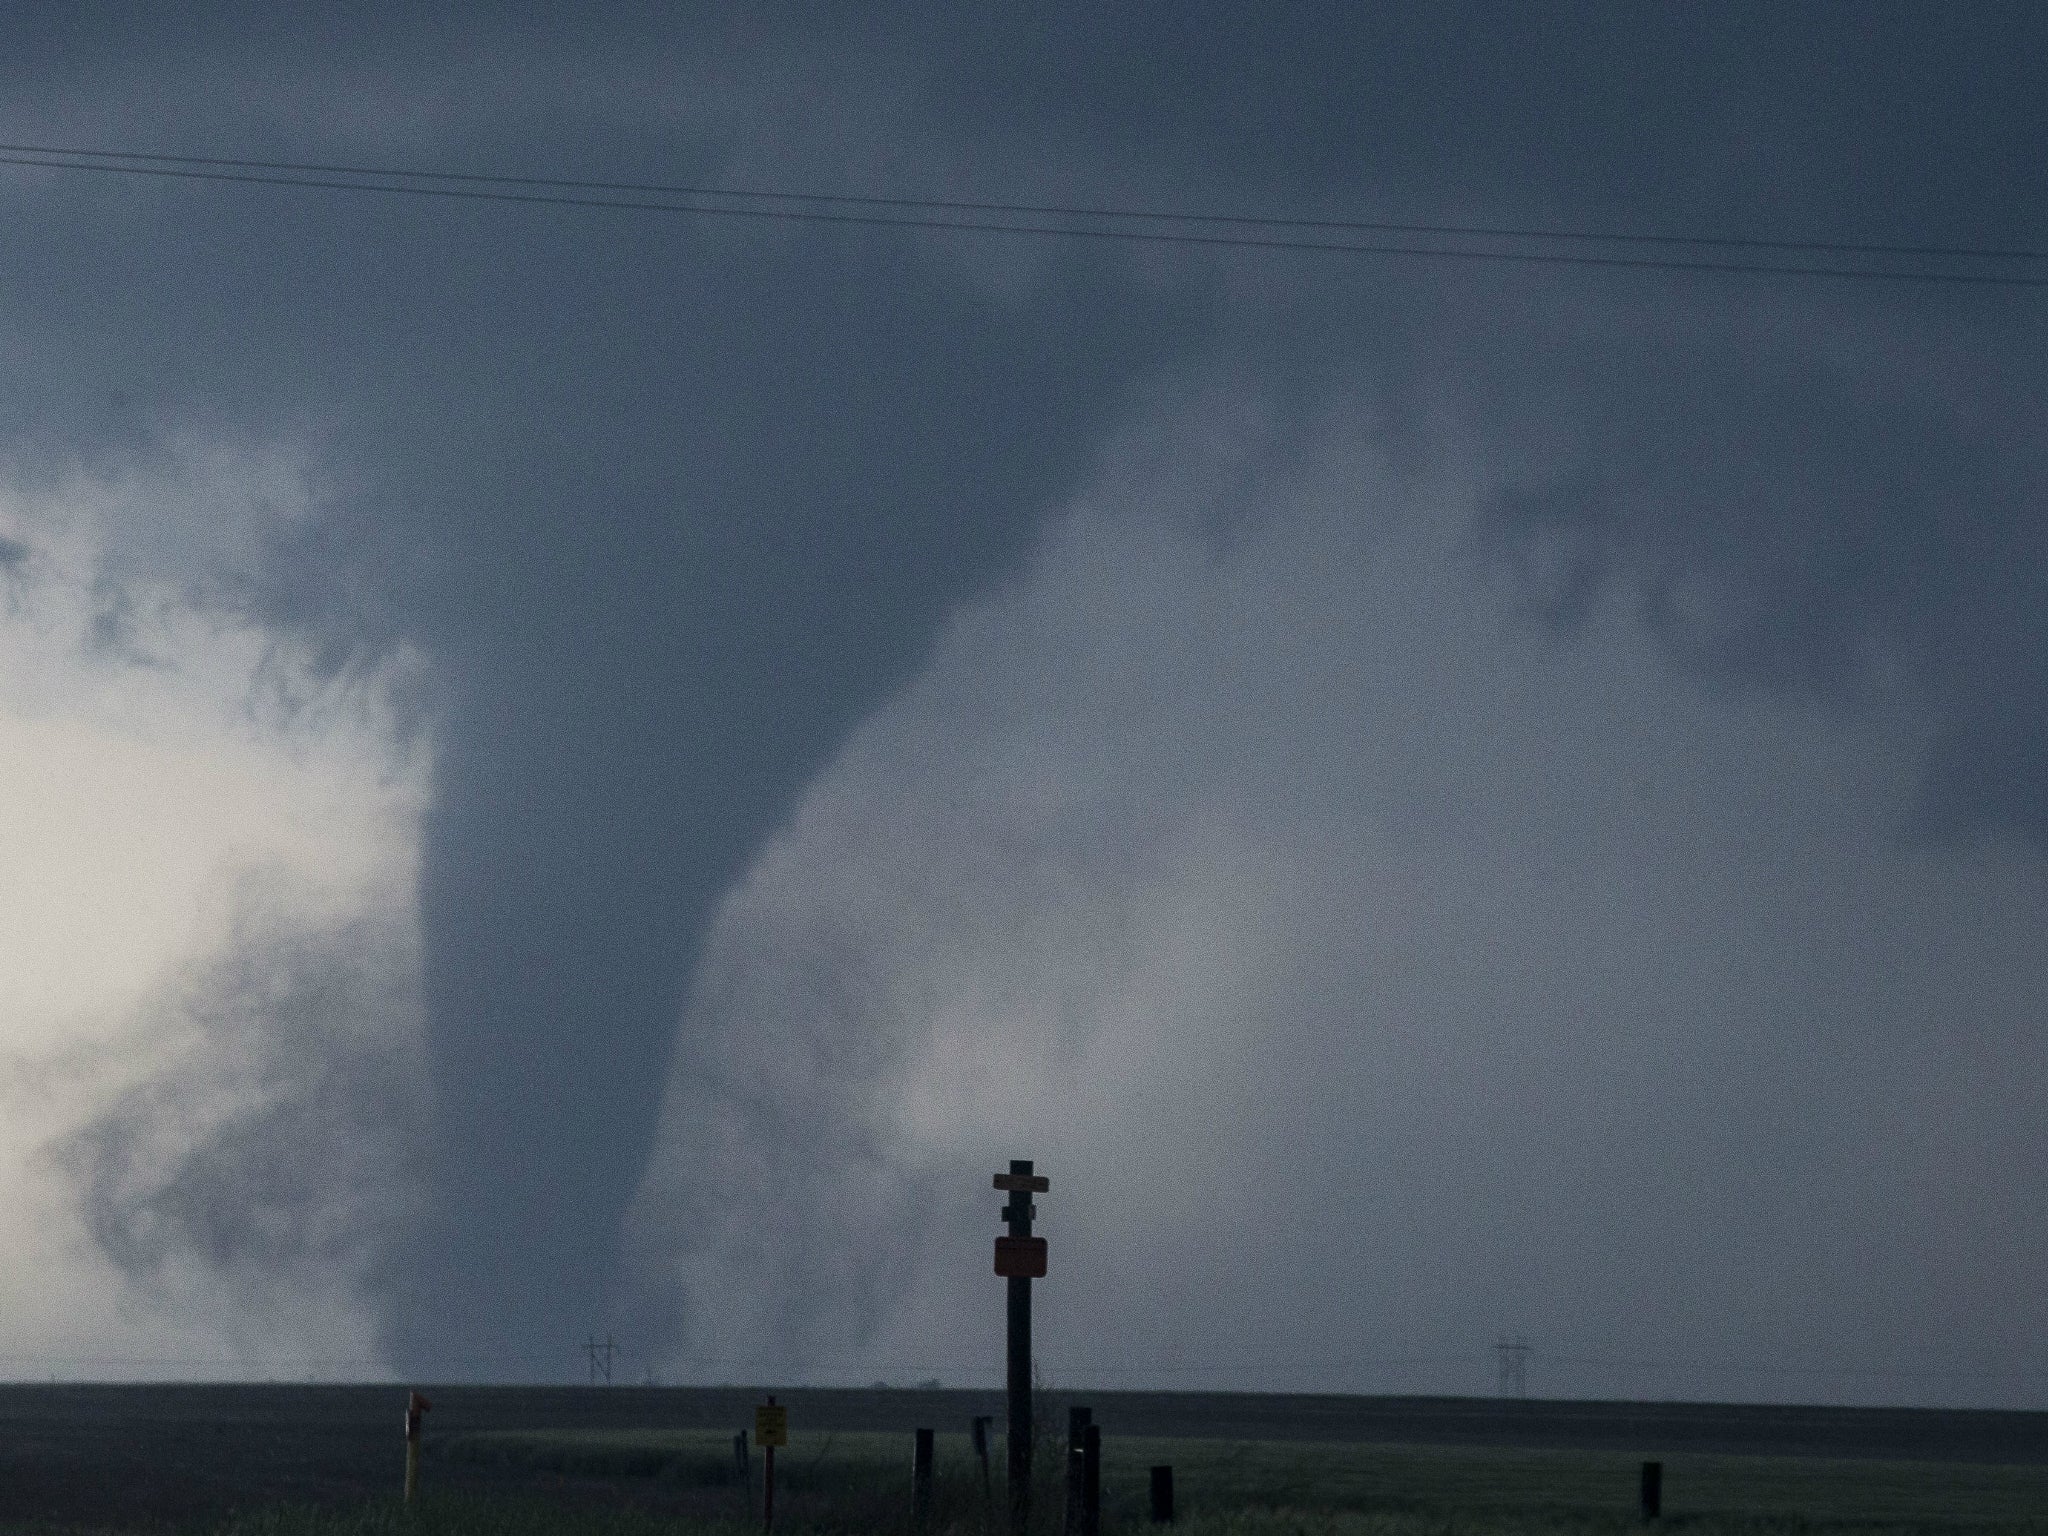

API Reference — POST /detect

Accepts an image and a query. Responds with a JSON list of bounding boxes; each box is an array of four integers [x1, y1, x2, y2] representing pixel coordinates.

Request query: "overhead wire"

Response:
[[2, 141, 2045, 289], [7, 139, 2047, 265]]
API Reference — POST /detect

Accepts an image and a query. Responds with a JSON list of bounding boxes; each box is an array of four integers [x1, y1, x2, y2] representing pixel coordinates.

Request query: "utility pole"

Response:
[[585, 1332, 618, 1385], [994, 1159, 1049, 1536], [1495, 1334, 1529, 1398]]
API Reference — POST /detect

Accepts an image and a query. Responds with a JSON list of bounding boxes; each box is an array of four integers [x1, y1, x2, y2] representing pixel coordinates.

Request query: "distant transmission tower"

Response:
[[1495, 1334, 1529, 1398], [585, 1332, 619, 1385]]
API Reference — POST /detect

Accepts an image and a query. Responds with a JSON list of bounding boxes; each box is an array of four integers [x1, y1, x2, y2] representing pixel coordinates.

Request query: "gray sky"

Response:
[[0, 6, 2044, 1404]]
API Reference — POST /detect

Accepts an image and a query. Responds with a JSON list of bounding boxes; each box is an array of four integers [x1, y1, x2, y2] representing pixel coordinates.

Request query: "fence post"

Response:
[[1149, 1465, 1175, 1524], [913, 1427, 935, 1527], [1081, 1423, 1101, 1536], [1064, 1406, 1092, 1535], [761, 1397, 781, 1536], [972, 1414, 994, 1513], [1640, 1460, 1663, 1521], [403, 1391, 431, 1506]]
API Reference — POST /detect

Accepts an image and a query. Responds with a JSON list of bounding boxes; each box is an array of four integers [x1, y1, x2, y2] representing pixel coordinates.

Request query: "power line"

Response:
[[2, 141, 2045, 289], [7, 139, 2046, 266]]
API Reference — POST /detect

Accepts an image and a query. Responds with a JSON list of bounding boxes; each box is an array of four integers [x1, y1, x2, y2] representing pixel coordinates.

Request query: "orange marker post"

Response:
[[403, 1391, 432, 1505]]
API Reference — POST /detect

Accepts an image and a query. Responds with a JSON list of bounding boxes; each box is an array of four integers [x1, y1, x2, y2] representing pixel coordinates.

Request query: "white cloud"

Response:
[[0, 452, 427, 1380], [630, 384, 2048, 1407]]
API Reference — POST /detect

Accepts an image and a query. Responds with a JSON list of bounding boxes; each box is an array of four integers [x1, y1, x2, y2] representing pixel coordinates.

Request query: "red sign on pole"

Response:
[[994, 1235, 1048, 1278]]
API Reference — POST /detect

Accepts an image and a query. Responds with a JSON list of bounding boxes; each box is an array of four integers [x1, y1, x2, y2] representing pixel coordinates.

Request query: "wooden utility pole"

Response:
[[994, 1159, 1049, 1536]]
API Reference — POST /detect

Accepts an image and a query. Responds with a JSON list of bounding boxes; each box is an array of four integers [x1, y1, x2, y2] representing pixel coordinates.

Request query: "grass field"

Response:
[[4, 1388, 2047, 1536], [420, 1424, 2048, 1535]]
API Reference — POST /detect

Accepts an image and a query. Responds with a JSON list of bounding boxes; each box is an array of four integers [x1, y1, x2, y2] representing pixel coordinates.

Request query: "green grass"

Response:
[[431, 1426, 2048, 1534], [12, 1427, 2048, 1536], [1117, 1437, 2048, 1526]]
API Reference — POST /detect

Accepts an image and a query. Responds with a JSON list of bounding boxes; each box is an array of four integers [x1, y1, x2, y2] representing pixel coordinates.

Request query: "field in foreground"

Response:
[[35, 1428, 2037, 1536], [3, 1387, 2046, 1535], [64, 1497, 2048, 1536], [437, 1425, 2048, 1531]]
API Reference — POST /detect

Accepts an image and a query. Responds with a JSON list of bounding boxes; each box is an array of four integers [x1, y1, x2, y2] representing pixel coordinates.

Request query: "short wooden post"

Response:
[[762, 1398, 780, 1535], [1640, 1460, 1663, 1520], [734, 1430, 751, 1495], [402, 1391, 431, 1506], [1149, 1465, 1175, 1524], [1081, 1423, 1101, 1536], [971, 1414, 994, 1512], [912, 1427, 935, 1526], [1064, 1406, 1092, 1535]]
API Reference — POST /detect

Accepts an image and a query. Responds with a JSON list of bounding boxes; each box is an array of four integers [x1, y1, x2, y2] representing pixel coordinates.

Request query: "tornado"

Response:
[[359, 241, 1179, 1374]]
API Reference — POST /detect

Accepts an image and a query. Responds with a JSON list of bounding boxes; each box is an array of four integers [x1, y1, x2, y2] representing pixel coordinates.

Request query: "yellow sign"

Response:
[[755, 1403, 788, 1447]]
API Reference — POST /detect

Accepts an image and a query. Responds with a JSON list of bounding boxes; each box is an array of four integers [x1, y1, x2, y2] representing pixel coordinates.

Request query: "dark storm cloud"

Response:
[[6, 4, 2044, 1379], [1462, 302, 2048, 845], [888, 3, 2048, 853]]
